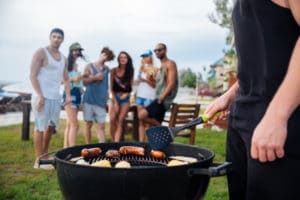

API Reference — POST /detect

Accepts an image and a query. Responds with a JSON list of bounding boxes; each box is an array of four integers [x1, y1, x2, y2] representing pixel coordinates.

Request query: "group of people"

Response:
[[29, 1, 300, 198], [30, 28, 178, 170]]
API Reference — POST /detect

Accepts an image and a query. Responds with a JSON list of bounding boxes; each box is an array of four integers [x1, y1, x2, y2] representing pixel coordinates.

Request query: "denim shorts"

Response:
[[83, 103, 106, 123], [63, 87, 81, 109], [135, 96, 154, 107], [116, 93, 130, 106], [31, 97, 61, 132]]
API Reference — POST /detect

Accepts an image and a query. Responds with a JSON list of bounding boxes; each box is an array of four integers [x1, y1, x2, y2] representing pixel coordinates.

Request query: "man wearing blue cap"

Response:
[[138, 43, 178, 140]]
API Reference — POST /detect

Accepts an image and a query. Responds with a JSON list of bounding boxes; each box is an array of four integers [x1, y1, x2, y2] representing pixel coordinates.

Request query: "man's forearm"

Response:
[[30, 76, 43, 97], [83, 76, 96, 85], [225, 81, 239, 103], [267, 38, 300, 120]]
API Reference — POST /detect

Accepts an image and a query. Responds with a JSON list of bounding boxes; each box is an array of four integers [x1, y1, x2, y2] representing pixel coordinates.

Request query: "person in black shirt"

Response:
[[108, 51, 134, 142], [205, 1, 300, 199]]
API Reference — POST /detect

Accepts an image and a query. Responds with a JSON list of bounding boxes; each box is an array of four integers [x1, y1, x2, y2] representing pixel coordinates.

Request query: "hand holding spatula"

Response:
[[146, 113, 219, 150]]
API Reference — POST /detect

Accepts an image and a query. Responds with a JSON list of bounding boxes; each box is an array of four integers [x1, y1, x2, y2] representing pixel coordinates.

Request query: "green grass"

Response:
[[0, 120, 228, 200]]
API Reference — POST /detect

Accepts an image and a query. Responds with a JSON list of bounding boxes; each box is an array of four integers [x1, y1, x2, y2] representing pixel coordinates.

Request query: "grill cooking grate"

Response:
[[87, 155, 169, 168]]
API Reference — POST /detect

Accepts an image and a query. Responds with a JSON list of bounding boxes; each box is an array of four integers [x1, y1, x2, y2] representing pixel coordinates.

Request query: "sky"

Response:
[[0, 0, 228, 83]]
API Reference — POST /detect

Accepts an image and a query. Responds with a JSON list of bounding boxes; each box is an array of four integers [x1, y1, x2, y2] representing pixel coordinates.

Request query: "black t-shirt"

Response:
[[231, 0, 300, 153], [112, 68, 132, 93]]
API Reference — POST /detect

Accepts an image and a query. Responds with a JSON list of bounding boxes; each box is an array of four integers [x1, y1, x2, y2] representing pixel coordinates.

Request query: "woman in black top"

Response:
[[205, 1, 300, 199], [108, 51, 134, 142]]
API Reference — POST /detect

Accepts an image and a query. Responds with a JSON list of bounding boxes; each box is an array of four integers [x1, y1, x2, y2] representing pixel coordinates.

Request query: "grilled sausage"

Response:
[[81, 147, 102, 158], [119, 146, 145, 156], [150, 150, 166, 159], [105, 149, 120, 158]]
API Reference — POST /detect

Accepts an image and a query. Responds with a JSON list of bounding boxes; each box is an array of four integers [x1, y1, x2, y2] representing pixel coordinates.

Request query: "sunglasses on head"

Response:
[[153, 48, 165, 53]]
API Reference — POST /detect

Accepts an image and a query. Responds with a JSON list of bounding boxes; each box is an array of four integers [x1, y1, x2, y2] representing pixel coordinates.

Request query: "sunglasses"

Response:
[[153, 48, 165, 53]]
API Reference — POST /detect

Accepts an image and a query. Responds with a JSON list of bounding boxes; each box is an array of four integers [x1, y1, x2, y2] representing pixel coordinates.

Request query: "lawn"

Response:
[[0, 120, 228, 200]]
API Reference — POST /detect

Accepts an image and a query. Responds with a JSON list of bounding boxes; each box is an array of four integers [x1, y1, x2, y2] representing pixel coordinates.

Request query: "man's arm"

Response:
[[82, 64, 103, 86], [30, 48, 44, 97], [251, 2, 300, 162], [29, 48, 45, 111], [269, 1, 300, 119], [204, 81, 239, 119], [289, 0, 300, 24], [158, 60, 177, 103], [63, 57, 71, 104]]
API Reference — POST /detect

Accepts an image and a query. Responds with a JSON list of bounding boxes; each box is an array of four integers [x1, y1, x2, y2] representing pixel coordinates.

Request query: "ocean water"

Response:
[[0, 80, 201, 103], [0, 80, 62, 96], [0, 80, 33, 94]]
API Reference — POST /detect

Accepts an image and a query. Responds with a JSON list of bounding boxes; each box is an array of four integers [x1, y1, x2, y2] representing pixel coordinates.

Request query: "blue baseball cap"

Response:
[[140, 50, 153, 57]]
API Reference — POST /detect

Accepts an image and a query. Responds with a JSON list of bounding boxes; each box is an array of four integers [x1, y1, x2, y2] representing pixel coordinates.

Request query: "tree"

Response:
[[179, 68, 197, 88], [208, 0, 235, 46], [209, 0, 237, 70]]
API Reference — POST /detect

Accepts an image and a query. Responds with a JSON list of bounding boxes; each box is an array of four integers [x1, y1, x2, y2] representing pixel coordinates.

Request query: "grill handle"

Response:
[[187, 162, 231, 177], [38, 151, 56, 166]]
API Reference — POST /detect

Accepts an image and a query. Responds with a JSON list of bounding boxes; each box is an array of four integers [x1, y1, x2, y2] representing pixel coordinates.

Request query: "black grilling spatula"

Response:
[[146, 115, 210, 150]]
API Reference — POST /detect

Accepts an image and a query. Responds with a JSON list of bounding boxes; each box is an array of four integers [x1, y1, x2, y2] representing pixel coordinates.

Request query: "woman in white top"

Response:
[[135, 50, 158, 107], [135, 50, 158, 142]]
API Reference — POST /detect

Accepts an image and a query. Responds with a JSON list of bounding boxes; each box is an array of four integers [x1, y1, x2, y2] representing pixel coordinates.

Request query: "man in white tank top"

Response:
[[30, 28, 71, 170]]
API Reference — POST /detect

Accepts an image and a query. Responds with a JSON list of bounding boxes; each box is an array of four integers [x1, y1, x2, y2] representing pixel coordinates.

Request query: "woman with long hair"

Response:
[[63, 42, 86, 147], [135, 50, 158, 141], [136, 50, 158, 106], [108, 51, 134, 142]]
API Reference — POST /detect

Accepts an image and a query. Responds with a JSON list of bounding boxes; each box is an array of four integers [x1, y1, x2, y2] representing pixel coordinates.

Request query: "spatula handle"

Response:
[[173, 115, 207, 135]]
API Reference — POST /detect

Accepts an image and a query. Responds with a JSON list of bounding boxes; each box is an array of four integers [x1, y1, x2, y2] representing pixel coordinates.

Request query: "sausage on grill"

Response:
[[105, 149, 120, 158], [119, 146, 145, 156], [81, 147, 102, 158], [150, 150, 166, 159]]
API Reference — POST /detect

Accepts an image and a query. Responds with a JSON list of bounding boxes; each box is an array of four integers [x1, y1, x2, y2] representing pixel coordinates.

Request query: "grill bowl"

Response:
[[41, 142, 227, 200]]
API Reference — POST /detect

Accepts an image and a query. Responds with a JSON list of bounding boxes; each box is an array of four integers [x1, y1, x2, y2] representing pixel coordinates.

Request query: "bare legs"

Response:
[[84, 121, 93, 144], [109, 102, 130, 142], [97, 123, 105, 143], [108, 102, 118, 141], [85, 121, 106, 144], [34, 131, 44, 158], [138, 107, 160, 142], [34, 126, 55, 158], [138, 106, 147, 142], [115, 103, 130, 142], [63, 105, 79, 147]]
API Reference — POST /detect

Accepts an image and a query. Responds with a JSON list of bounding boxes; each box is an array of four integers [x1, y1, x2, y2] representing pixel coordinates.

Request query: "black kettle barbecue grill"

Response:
[[40, 142, 230, 200]]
